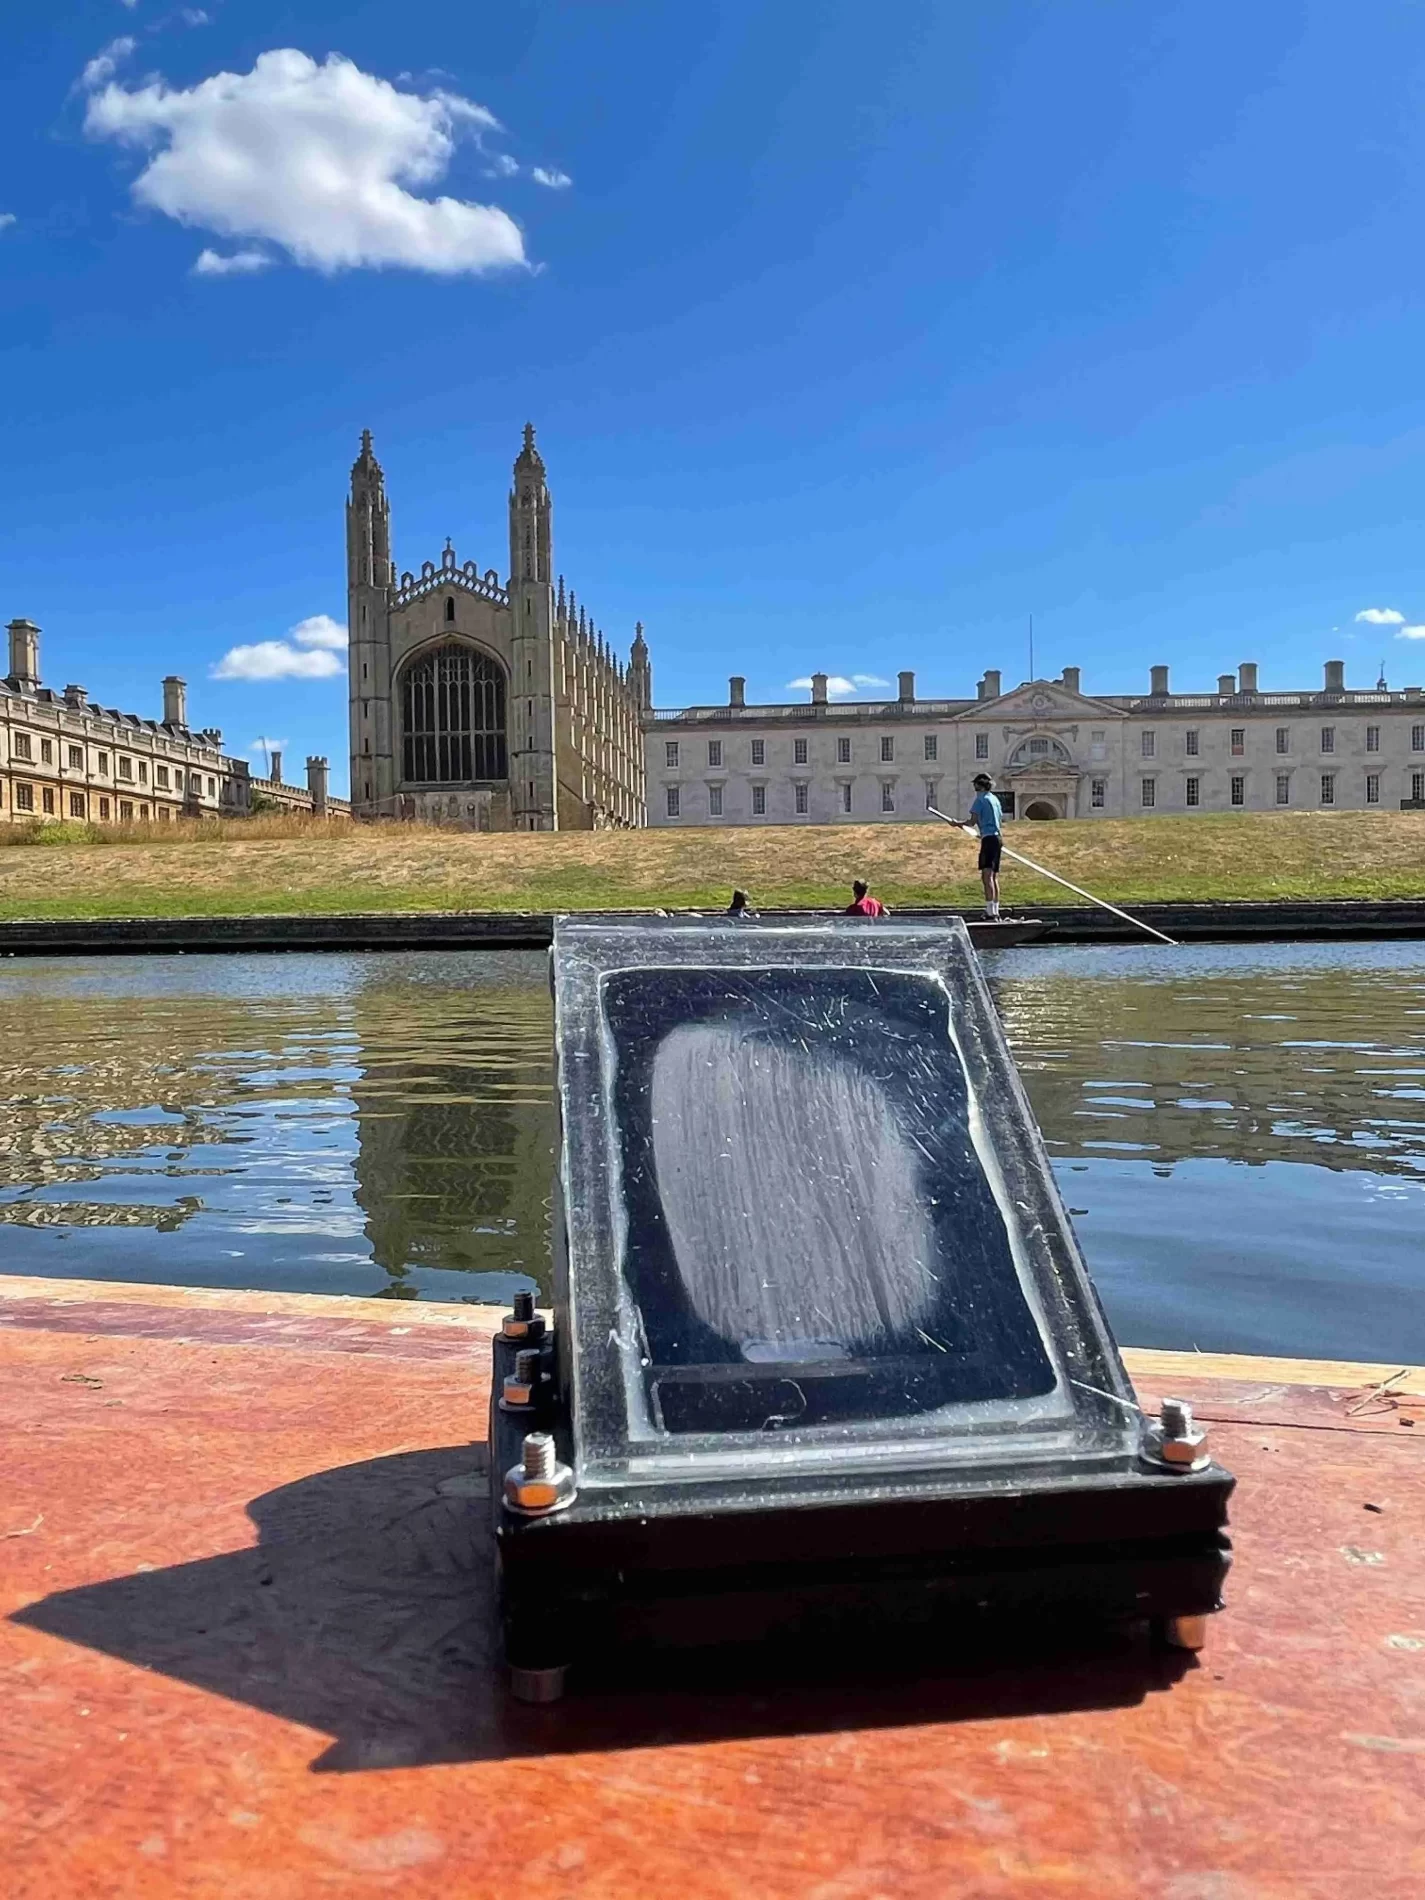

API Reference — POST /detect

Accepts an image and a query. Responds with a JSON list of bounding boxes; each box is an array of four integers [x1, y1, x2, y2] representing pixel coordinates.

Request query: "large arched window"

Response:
[[401, 643, 507, 783]]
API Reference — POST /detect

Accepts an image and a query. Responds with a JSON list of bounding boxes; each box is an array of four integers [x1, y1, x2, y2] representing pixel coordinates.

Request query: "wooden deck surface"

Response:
[[1, 1275, 1422, 1899]]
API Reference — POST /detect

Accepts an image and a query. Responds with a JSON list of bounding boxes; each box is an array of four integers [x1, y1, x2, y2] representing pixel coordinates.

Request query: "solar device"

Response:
[[490, 918, 1232, 1701]]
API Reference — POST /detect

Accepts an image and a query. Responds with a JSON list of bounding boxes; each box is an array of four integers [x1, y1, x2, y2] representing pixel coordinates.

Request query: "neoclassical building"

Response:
[[645, 659, 1425, 825], [346, 426, 649, 829], [1, 617, 255, 826]]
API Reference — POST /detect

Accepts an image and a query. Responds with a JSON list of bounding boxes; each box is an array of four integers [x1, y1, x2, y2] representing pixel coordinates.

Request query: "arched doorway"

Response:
[[1023, 800, 1061, 820]]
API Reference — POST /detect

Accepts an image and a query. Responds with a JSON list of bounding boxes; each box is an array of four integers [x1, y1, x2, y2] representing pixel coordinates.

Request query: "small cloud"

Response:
[[290, 613, 346, 650], [81, 36, 136, 89], [119, 0, 138, 9], [1395, 625, 1425, 641], [193, 246, 272, 275], [851, 672, 890, 687], [0, 213, 15, 232], [787, 674, 868, 700], [485, 153, 520, 178], [531, 166, 572, 189], [1356, 607, 1405, 625], [213, 638, 343, 681], [181, 8, 211, 22]]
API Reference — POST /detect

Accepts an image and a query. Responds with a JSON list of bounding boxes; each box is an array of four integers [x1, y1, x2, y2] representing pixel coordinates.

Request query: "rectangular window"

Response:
[[1415, 772, 1425, 802], [1141, 779, 1156, 808], [795, 782, 808, 814], [841, 782, 852, 814], [1141, 731, 1155, 758], [707, 740, 721, 767], [975, 732, 989, 760], [1091, 779, 1106, 808], [923, 734, 937, 761], [794, 737, 808, 764], [1185, 730, 1199, 756], [207, 778, 216, 797], [750, 739, 765, 766], [1230, 729, 1245, 756], [67, 745, 83, 770], [708, 783, 723, 817], [41, 739, 53, 765], [138, 762, 148, 783], [14, 733, 31, 760], [119, 800, 133, 821], [837, 735, 851, 763], [97, 752, 108, 774], [69, 792, 85, 818], [42, 787, 55, 814], [1186, 777, 1200, 807], [15, 783, 33, 812], [881, 782, 895, 812], [99, 797, 110, 820], [924, 780, 937, 810], [159, 808, 170, 823], [1230, 776, 1244, 806], [752, 784, 766, 816], [1366, 726, 1380, 753], [665, 741, 679, 768], [1029, 737, 1049, 756], [155, 765, 170, 789], [118, 757, 133, 780], [1366, 774, 1380, 806], [880, 736, 894, 763], [1276, 774, 1290, 805], [1321, 774, 1335, 806], [1414, 726, 1425, 753], [1321, 727, 1335, 753], [665, 786, 680, 818]]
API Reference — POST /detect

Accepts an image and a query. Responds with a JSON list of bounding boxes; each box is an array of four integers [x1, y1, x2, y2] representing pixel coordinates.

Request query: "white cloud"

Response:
[[1356, 607, 1406, 625], [851, 672, 889, 686], [290, 614, 346, 650], [213, 642, 342, 682], [531, 166, 571, 190], [0, 213, 15, 232], [81, 36, 136, 90], [193, 246, 271, 275], [181, 8, 211, 23], [485, 152, 520, 178], [119, 0, 138, 9], [84, 49, 528, 276], [787, 674, 888, 700], [1395, 625, 1425, 641]]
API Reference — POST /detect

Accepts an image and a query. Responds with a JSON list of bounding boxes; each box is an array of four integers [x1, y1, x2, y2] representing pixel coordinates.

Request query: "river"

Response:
[[0, 942, 1421, 1360]]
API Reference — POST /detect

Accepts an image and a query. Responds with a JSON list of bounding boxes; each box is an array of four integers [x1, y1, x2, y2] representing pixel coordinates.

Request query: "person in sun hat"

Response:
[[961, 772, 1004, 919]]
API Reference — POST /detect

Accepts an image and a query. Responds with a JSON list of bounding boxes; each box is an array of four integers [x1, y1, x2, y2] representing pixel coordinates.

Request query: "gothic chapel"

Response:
[[347, 425, 650, 828]]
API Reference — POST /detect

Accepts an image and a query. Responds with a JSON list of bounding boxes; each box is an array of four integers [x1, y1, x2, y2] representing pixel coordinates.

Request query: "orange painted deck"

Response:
[[2, 1274, 1422, 1899]]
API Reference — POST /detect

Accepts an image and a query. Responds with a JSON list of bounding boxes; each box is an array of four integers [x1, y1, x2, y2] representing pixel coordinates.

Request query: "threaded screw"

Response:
[[512, 1290, 535, 1323], [514, 1348, 541, 1385], [1160, 1397, 1193, 1439], [522, 1432, 555, 1480]]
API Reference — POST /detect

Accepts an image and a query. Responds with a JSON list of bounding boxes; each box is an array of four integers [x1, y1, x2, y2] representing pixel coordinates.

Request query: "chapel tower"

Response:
[[507, 424, 558, 829], [347, 430, 395, 817]]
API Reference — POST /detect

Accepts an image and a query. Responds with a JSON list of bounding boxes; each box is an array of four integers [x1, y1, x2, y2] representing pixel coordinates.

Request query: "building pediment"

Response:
[[956, 681, 1123, 723]]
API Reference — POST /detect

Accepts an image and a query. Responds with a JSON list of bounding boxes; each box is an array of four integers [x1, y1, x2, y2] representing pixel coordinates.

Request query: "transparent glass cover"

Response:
[[552, 920, 1140, 1492]]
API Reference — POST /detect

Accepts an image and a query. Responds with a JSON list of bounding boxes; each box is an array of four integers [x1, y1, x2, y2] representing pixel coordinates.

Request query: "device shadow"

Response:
[[12, 1444, 1190, 1773]]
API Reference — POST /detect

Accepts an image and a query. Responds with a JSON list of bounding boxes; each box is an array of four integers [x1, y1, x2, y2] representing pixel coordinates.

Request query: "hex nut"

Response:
[[501, 1313, 546, 1343], [500, 1372, 537, 1410], [503, 1460, 576, 1515], [1158, 1428, 1209, 1469]]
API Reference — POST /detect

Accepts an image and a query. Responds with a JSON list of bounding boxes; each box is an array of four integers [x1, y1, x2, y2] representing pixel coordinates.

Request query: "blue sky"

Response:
[[5, 2, 1425, 791]]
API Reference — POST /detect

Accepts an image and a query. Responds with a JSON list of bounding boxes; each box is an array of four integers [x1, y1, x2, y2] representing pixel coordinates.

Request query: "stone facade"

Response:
[[347, 427, 648, 830], [645, 660, 1425, 826], [1, 619, 254, 826]]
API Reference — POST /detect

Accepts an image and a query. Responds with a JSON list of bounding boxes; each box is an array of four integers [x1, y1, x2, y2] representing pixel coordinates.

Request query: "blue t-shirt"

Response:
[[970, 791, 1003, 837]]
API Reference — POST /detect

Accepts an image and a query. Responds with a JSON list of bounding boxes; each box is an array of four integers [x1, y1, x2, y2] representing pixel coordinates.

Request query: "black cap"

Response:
[[972, 772, 994, 788]]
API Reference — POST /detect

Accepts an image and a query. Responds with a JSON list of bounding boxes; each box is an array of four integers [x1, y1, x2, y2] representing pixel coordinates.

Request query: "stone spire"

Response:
[[628, 621, 652, 710], [347, 428, 391, 588], [508, 422, 551, 583]]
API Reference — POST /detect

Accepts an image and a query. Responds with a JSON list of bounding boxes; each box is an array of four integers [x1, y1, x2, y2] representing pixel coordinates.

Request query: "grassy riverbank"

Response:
[[0, 808, 1423, 919]]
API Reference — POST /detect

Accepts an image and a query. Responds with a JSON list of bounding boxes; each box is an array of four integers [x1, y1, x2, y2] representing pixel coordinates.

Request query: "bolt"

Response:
[[499, 1348, 543, 1412], [503, 1431, 576, 1515], [1147, 1395, 1209, 1471], [1160, 1397, 1193, 1438], [501, 1290, 545, 1342]]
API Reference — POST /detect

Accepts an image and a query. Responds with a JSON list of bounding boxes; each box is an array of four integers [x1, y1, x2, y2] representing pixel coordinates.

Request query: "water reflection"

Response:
[[0, 941, 1422, 1361]]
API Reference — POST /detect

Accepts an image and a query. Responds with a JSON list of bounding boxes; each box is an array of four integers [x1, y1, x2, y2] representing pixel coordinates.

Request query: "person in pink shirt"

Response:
[[844, 879, 888, 918]]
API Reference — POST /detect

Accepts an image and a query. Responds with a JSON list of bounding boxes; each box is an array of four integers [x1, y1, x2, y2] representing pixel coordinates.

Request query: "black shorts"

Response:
[[978, 834, 1003, 873]]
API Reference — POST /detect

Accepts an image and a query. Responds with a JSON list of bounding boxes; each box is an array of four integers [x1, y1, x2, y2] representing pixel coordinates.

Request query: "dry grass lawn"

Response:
[[0, 809, 1423, 919]]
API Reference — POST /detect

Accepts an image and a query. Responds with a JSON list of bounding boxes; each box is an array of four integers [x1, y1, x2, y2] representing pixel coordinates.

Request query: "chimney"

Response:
[[1217, 673, 1236, 696], [162, 676, 187, 727], [1061, 666, 1080, 693], [1238, 662, 1258, 694], [983, 668, 1002, 699], [306, 755, 329, 817], [898, 670, 915, 702], [63, 684, 88, 710], [270, 750, 283, 784], [1150, 664, 1170, 695], [6, 618, 40, 693], [729, 675, 745, 708], [1324, 659, 1345, 694], [811, 672, 829, 706]]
